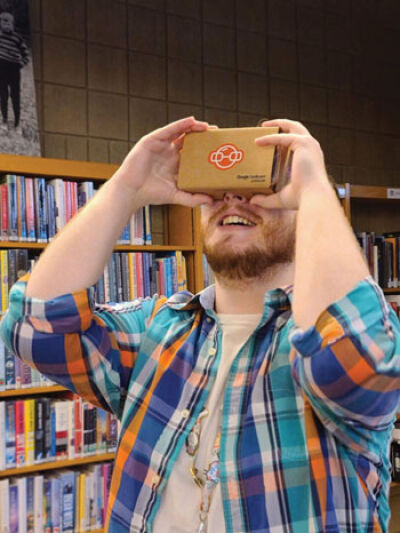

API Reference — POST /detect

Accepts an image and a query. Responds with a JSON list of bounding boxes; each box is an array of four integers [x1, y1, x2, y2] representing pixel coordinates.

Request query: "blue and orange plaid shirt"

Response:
[[1, 274, 400, 532]]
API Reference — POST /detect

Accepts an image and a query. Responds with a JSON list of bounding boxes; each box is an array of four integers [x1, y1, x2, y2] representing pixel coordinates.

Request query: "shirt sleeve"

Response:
[[0, 274, 162, 419], [290, 276, 400, 455]]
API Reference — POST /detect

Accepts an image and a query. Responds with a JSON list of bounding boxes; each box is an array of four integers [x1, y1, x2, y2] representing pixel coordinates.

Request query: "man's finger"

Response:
[[156, 117, 209, 142], [173, 190, 214, 207], [249, 193, 287, 209], [260, 118, 309, 135], [255, 133, 300, 147]]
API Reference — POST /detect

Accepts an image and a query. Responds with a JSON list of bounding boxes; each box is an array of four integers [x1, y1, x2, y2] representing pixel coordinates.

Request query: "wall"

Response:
[[29, 0, 400, 188]]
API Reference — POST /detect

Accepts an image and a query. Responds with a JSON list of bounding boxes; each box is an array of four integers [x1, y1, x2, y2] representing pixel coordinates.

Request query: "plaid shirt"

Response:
[[1, 274, 400, 533]]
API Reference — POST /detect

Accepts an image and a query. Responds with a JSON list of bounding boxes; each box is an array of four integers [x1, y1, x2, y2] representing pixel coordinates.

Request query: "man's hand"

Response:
[[249, 119, 332, 210], [114, 116, 213, 208]]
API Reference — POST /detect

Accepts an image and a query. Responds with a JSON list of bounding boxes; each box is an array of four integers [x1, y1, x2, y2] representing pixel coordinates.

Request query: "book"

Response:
[[54, 400, 68, 459], [17, 476, 27, 533], [25, 177, 36, 242], [9, 481, 18, 533], [34, 398, 44, 463], [0, 478, 10, 533], [59, 470, 75, 533], [0, 250, 9, 312], [33, 475, 44, 533], [0, 402, 4, 470], [15, 398, 25, 466], [26, 476, 34, 533], [16, 174, 27, 241], [24, 398, 35, 465], [34, 177, 48, 242], [5, 400, 16, 467], [0, 183, 8, 240], [6, 174, 18, 241]]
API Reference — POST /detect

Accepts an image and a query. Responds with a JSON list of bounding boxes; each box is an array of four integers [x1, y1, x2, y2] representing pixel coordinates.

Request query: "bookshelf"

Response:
[[0, 153, 205, 533]]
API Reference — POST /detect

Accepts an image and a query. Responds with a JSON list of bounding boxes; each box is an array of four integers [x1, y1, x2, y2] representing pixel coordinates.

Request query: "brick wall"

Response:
[[30, 0, 400, 188]]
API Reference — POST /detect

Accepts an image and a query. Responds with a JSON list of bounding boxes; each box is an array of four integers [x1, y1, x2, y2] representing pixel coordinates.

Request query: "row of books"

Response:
[[0, 340, 56, 391], [0, 174, 152, 245], [0, 395, 119, 470], [0, 247, 188, 312], [95, 250, 187, 303], [0, 461, 113, 533], [357, 231, 400, 289]]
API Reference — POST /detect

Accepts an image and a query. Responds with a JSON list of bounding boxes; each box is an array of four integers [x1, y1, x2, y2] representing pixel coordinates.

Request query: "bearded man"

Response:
[[1, 117, 399, 533]]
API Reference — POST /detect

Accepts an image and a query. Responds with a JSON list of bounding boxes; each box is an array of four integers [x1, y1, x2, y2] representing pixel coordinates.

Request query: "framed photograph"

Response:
[[0, 0, 40, 155]]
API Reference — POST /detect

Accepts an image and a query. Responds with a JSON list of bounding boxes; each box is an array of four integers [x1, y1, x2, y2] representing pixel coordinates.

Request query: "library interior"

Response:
[[0, 1, 399, 532]]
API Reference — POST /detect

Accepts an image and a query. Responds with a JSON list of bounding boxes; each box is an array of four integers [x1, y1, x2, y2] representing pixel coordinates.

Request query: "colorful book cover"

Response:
[[128, 252, 137, 300], [43, 478, 52, 533], [135, 252, 144, 298], [50, 476, 61, 533], [21, 361, 32, 388], [26, 476, 34, 533], [34, 177, 48, 243], [96, 408, 107, 454], [15, 398, 25, 467], [54, 400, 68, 459], [70, 181, 78, 218], [79, 472, 86, 532], [46, 183, 56, 241], [42, 397, 53, 461], [60, 470, 75, 533], [5, 347, 15, 388], [16, 174, 27, 241], [0, 183, 9, 240], [144, 205, 152, 244], [5, 400, 16, 467], [34, 398, 44, 463], [24, 398, 35, 465], [9, 482, 18, 533], [6, 174, 18, 241], [49, 178, 65, 234], [63, 181, 72, 224], [0, 250, 9, 312], [25, 177, 36, 242]]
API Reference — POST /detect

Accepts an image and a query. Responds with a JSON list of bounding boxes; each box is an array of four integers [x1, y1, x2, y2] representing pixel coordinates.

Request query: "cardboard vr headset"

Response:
[[177, 127, 292, 199]]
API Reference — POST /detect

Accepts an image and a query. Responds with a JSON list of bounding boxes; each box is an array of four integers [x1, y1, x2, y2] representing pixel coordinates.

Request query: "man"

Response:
[[1, 117, 399, 532], [0, 11, 29, 134]]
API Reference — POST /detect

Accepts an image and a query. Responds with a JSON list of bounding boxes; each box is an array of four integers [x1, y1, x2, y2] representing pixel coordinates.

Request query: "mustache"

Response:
[[208, 204, 263, 226]]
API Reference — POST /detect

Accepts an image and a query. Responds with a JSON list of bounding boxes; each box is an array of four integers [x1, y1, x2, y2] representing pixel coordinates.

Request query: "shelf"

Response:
[[0, 452, 115, 478], [0, 241, 196, 252], [384, 288, 400, 294], [0, 153, 118, 181], [0, 385, 67, 398]]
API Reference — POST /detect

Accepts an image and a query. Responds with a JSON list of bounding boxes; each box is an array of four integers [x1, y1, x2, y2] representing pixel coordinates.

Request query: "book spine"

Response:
[[135, 253, 144, 298], [144, 205, 152, 245], [43, 478, 52, 533], [55, 401, 68, 459], [8, 249, 17, 291], [26, 476, 34, 533], [74, 395, 83, 458], [17, 476, 27, 533], [24, 398, 35, 465], [5, 347, 15, 389], [16, 175, 27, 241], [15, 399, 25, 467], [0, 250, 9, 312], [7, 174, 18, 241], [34, 398, 44, 463], [5, 400, 16, 467], [21, 361, 32, 388], [42, 398, 52, 461], [50, 476, 61, 533], [60, 472, 75, 533], [67, 400, 75, 460], [36, 178, 48, 242], [9, 482, 18, 533], [25, 177, 36, 242], [0, 184, 8, 241], [33, 475, 43, 533]]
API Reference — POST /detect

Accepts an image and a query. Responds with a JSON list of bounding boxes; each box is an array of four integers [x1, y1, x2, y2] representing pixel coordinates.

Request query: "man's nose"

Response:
[[223, 192, 247, 204]]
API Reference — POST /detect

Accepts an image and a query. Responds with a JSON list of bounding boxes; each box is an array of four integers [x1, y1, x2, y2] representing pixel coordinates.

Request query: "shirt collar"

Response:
[[166, 284, 293, 315]]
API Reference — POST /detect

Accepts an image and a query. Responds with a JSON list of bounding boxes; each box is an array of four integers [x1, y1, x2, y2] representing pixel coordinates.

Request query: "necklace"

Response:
[[185, 409, 221, 533]]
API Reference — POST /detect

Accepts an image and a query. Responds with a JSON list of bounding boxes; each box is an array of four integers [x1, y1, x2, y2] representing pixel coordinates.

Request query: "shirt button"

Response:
[[206, 317, 212, 323], [208, 347, 217, 356], [181, 409, 190, 419], [152, 474, 161, 485]]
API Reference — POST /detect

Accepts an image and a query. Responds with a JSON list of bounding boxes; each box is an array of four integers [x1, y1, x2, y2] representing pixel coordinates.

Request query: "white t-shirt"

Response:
[[153, 313, 261, 533]]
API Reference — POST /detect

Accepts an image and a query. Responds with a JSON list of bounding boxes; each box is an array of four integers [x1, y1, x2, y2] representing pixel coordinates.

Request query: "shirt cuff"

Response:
[[289, 276, 392, 357], [8, 273, 96, 333]]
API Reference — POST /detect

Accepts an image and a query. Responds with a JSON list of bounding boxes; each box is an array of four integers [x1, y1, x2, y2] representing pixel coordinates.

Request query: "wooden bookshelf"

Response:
[[0, 452, 115, 478], [0, 385, 66, 398]]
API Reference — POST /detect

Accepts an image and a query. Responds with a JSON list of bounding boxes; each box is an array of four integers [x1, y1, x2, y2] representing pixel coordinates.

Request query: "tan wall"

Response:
[[29, 0, 400, 188]]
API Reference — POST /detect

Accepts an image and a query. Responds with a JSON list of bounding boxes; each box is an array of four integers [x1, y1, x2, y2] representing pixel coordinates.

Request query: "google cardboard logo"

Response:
[[208, 144, 244, 170]]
